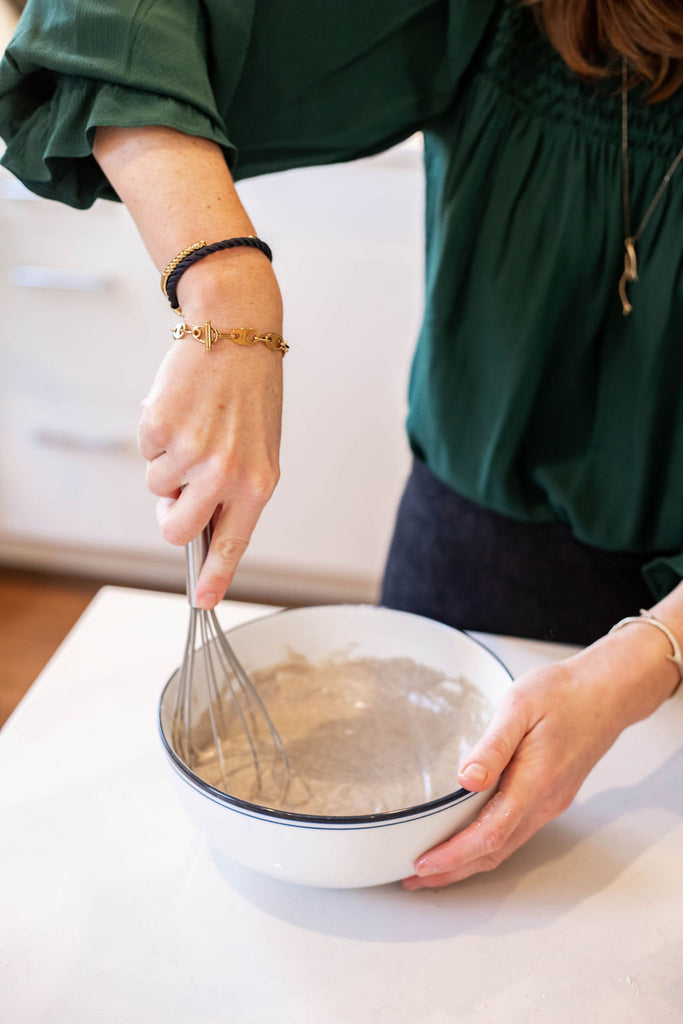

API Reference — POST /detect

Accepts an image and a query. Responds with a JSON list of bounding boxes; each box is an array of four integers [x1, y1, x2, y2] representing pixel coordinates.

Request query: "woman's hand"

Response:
[[139, 304, 283, 607], [137, 238, 285, 608], [403, 603, 683, 890], [403, 660, 621, 889], [93, 125, 285, 604]]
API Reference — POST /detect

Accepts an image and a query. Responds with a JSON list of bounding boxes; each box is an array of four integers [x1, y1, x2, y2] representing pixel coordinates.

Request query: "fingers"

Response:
[[154, 486, 218, 547], [152, 472, 275, 607], [456, 692, 530, 792], [400, 647, 648, 892], [399, 704, 533, 891], [401, 676, 566, 890], [403, 767, 549, 891], [146, 451, 185, 498], [153, 491, 268, 608], [402, 808, 540, 890], [137, 336, 282, 604], [193, 499, 262, 608], [147, 452, 277, 606]]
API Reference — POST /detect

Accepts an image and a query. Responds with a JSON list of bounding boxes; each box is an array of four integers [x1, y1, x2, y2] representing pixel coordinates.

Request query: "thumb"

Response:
[[457, 695, 529, 792]]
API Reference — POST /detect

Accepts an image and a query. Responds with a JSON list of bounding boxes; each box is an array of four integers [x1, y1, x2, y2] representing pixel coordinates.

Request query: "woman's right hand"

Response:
[[93, 126, 285, 604], [139, 251, 284, 607]]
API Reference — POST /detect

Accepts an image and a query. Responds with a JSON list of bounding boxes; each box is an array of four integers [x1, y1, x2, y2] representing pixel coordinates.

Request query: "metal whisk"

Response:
[[171, 526, 290, 800]]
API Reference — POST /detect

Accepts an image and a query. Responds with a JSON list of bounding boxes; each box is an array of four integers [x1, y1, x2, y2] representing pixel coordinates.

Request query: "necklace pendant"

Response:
[[619, 236, 638, 317]]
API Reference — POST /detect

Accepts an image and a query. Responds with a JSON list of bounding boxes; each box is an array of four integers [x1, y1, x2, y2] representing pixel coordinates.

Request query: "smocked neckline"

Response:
[[477, 3, 682, 161]]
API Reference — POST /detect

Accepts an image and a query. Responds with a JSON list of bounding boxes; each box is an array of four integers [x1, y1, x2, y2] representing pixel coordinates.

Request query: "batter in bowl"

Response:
[[194, 652, 490, 816]]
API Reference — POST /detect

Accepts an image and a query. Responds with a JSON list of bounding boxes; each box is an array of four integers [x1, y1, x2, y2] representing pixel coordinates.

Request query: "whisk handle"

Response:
[[185, 525, 211, 607]]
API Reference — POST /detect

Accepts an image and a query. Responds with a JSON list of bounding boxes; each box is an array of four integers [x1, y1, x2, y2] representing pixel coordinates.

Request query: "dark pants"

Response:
[[380, 459, 656, 646]]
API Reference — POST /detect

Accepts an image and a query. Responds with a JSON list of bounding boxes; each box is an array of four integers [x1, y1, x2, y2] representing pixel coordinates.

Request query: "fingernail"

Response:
[[459, 762, 488, 786], [196, 593, 218, 610], [415, 858, 438, 877]]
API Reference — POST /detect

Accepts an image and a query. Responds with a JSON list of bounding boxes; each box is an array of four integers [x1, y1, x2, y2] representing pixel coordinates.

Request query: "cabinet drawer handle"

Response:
[[33, 429, 137, 456], [11, 265, 113, 292]]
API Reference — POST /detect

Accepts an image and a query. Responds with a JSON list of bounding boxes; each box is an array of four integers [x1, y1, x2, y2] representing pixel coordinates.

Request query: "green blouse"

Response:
[[1, 0, 682, 596]]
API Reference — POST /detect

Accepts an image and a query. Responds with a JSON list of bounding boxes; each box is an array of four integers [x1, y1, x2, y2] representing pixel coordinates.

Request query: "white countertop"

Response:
[[1, 586, 681, 1023]]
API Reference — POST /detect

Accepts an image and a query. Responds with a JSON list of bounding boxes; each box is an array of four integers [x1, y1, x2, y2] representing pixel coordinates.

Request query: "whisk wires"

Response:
[[172, 528, 290, 804]]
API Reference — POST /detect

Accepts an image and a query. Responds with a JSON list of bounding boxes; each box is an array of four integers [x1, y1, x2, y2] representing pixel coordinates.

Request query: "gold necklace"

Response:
[[619, 60, 683, 316]]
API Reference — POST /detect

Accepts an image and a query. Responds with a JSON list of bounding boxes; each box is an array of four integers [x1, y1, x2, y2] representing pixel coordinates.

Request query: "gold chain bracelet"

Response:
[[172, 320, 289, 354]]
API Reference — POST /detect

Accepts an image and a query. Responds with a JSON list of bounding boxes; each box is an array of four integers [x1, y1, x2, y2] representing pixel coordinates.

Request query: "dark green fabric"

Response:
[[0, 0, 493, 201], [1, 0, 682, 597], [407, 6, 683, 598]]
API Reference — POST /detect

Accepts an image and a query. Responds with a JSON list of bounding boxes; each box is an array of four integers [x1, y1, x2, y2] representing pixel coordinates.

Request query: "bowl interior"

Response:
[[159, 605, 513, 819]]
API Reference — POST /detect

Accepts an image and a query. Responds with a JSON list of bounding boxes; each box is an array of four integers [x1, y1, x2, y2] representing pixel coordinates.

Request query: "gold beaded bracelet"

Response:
[[172, 319, 289, 354], [160, 240, 206, 300]]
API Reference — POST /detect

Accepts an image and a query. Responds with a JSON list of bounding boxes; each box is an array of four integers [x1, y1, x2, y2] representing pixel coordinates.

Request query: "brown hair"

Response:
[[527, 0, 683, 101]]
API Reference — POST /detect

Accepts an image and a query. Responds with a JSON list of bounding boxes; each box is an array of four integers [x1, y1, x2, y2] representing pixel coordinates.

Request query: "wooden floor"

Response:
[[0, 568, 284, 728], [0, 568, 100, 727]]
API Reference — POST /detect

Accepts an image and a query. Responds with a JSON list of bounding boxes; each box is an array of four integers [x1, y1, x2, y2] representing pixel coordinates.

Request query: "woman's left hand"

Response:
[[403, 612, 681, 890]]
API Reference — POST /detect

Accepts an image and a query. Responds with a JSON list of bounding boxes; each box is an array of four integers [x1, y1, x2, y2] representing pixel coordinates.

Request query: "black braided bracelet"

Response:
[[162, 236, 273, 312]]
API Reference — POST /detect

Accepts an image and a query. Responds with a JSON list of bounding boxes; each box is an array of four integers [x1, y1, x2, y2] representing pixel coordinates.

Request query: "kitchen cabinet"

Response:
[[0, 139, 424, 602]]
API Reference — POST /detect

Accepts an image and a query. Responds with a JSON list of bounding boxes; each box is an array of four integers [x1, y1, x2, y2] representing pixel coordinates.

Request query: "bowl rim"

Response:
[[158, 603, 513, 827]]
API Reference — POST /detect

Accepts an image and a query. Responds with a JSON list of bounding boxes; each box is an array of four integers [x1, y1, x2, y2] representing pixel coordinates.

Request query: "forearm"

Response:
[[92, 125, 281, 324]]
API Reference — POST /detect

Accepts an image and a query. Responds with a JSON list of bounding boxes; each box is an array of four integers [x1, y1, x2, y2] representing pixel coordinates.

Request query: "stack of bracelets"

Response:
[[160, 236, 289, 354]]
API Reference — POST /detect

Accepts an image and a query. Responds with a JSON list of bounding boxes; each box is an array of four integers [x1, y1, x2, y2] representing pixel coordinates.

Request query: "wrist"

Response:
[[176, 250, 283, 328], [163, 237, 273, 313], [571, 621, 680, 731]]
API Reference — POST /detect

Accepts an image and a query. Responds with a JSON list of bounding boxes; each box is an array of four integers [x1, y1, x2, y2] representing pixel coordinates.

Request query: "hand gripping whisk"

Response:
[[171, 526, 290, 800]]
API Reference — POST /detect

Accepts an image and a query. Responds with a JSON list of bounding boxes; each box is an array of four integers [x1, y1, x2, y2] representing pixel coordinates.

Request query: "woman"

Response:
[[0, 0, 681, 889]]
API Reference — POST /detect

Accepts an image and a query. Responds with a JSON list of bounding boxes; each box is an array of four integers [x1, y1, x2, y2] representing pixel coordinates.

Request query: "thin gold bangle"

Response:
[[609, 609, 683, 696]]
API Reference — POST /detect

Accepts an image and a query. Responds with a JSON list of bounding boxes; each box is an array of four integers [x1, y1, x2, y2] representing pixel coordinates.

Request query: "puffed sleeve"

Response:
[[224, 0, 499, 180], [0, 0, 498, 208], [0, 0, 247, 207]]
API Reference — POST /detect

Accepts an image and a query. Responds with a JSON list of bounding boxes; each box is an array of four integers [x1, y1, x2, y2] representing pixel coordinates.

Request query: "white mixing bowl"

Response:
[[158, 605, 513, 888]]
